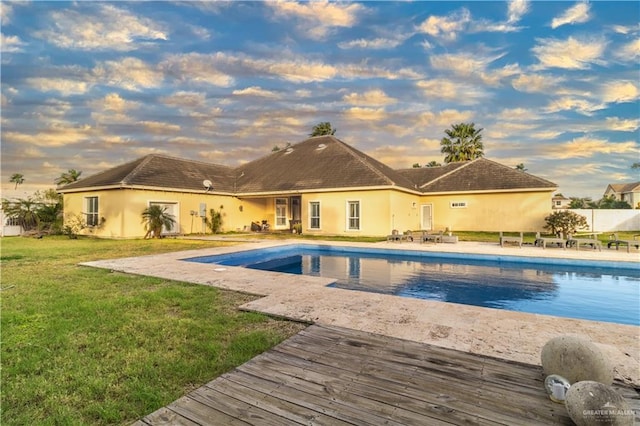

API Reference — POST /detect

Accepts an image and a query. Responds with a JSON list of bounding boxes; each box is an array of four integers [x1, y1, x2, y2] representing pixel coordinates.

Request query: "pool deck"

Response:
[[81, 239, 640, 387]]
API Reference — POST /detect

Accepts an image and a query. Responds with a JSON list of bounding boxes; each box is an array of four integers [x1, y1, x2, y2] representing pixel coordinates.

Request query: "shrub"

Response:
[[544, 210, 588, 237], [208, 205, 224, 233]]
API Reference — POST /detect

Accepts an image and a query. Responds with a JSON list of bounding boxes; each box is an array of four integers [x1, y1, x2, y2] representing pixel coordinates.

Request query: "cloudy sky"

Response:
[[1, 1, 638, 199]]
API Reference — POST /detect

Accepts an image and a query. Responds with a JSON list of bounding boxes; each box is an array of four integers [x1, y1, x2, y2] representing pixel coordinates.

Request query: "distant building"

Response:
[[604, 182, 640, 209], [551, 194, 571, 210]]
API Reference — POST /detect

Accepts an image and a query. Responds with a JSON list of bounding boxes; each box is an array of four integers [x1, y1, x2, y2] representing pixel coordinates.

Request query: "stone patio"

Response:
[[81, 238, 640, 386]]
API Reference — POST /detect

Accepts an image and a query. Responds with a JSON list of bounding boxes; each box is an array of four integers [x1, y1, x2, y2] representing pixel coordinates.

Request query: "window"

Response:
[[347, 201, 360, 230], [275, 198, 287, 227], [555, 200, 562, 206], [309, 201, 320, 229], [5, 217, 20, 226], [85, 196, 99, 226], [450, 201, 467, 209]]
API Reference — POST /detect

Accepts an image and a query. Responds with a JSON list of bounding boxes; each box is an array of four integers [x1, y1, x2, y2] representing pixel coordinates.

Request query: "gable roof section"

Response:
[[404, 158, 556, 193], [59, 154, 235, 193], [606, 182, 640, 194], [234, 136, 419, 194]]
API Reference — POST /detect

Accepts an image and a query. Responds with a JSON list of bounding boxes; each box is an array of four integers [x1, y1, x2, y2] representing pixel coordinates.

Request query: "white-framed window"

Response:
[[5, 217, 20, 226], [275, 198, 288, 227], [450, 201, 467, 209], [309, 201, 321, 229], [347, 200, 360, 231], [555, 200, 562, 206], [85, 196, 99, 226]]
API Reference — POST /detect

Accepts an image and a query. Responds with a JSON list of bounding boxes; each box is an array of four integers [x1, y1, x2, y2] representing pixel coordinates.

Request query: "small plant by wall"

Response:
[[208, 205, 224, 233]]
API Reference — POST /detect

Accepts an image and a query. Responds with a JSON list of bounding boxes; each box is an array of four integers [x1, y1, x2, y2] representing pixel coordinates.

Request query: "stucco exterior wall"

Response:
[[422, 191, 553, 232], [300, 189, 410, 236], [63, 189, 259, 238], [63, 187, 554, 238]]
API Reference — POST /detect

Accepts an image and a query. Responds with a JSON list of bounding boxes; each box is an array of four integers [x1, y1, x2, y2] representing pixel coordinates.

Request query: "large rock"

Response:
[[565, 381, 634, 426], [541, 335, 613, 385]]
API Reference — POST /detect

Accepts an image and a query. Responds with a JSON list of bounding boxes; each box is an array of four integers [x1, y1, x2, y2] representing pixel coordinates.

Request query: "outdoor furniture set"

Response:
[[386, 230, 451, 244]]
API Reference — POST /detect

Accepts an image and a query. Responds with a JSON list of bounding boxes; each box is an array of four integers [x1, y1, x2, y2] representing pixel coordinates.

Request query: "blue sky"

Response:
[[1, 1, 639, 199]]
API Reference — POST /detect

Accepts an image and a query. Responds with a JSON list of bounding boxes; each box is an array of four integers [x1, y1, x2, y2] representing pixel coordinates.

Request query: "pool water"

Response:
[[187, 245, 640, 326]]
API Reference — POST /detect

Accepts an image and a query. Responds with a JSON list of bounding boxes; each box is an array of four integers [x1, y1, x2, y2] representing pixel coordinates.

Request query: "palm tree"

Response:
[[310, 122, 336, 136], [10, 173, 24, 190], [141, 205, 176, 239], [1, 197, 39, 231], [440, 123, 484, 163], [425, 161, 442, 167], [515, 163, 527, 172], [55, 169, 82, 186]]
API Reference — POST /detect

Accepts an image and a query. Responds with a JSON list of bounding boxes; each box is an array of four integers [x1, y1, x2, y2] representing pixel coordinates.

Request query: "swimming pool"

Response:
[[187, 245, 640, 326]]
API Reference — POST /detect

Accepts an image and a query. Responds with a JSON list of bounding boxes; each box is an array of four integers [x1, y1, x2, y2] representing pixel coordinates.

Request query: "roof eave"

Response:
[[237, 185, 422, 198], [58, 184, 234, 196], [420, 187, 557, 196]]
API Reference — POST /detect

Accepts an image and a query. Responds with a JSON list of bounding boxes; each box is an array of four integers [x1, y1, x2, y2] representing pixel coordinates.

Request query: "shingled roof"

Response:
[[235, 136, 418, 194], [59, 154, 235, 193], [399, 158, 557, 193], [59, 138, 557, 195], [606, 182, 640, 194]]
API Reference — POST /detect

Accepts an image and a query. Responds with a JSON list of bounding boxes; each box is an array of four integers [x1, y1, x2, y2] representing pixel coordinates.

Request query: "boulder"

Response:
[[565, 381, 634, 426], [541, 335, 613, 385]]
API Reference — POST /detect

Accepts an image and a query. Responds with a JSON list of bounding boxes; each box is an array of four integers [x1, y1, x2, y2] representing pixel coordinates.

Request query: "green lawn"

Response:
[[0, 236, 306, 425]]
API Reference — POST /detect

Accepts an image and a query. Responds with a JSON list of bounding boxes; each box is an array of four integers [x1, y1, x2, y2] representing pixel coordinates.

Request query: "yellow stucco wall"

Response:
[[63, 189, 265, 238], [63, 187, 553, 238], [421, 191, 552, 232], [300, 190, 398, 236]]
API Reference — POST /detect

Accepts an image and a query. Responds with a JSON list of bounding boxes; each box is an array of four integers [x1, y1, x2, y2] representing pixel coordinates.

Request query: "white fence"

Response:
[[571, 209, 640, 232]]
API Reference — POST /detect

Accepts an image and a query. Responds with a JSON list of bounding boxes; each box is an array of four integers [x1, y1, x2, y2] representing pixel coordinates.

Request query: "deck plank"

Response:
[[134, 324, 639, 425]]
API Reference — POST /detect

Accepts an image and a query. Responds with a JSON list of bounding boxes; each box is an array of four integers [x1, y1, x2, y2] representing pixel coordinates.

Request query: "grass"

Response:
[[0, 236, 307, 425], [230, 229, 640, 245]]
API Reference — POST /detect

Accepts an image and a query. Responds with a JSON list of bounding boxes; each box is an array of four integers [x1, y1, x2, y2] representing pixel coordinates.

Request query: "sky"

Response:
[[1, 0, 639, 200]]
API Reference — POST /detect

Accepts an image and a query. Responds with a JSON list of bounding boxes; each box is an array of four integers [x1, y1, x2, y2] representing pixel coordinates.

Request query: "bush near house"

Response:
[[544, 210, 589, 237]]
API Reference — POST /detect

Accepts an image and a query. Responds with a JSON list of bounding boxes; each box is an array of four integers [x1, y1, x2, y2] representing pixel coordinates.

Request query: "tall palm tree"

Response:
[[141, 205, 176, 239], [10, 173, 24, 190], [55, 169, 82, 186], [310, 122, 336, 136], [440, 123, 484, 163]]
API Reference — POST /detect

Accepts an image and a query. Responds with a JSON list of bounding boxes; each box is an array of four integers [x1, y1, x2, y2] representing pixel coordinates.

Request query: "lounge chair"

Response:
[[607, 233, 640, 253], [535, 232, 566, 249], [500, 231, 523, 248], [387, 229, 402, 242], [421, 230, 443, 244], [567, 234, 602, 251]]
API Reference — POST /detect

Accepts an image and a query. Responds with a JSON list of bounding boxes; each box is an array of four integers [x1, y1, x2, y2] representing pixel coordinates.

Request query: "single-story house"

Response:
[[58, 135, 557, 238], [604, 182, 640, 209]]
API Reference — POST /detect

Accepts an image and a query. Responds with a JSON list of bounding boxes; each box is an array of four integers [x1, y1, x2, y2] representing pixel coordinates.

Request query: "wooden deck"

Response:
[[134, 324, 639, 425]]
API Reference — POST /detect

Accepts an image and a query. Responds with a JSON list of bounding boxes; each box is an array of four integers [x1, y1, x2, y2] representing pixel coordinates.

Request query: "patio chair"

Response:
[[534, 232, 566, 250], [387, 229, 402, 242], [500, 231, 523, 248], [421, 230, 443, 244], [606, 233, 640, 253], [566, 234, 602, 251]]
